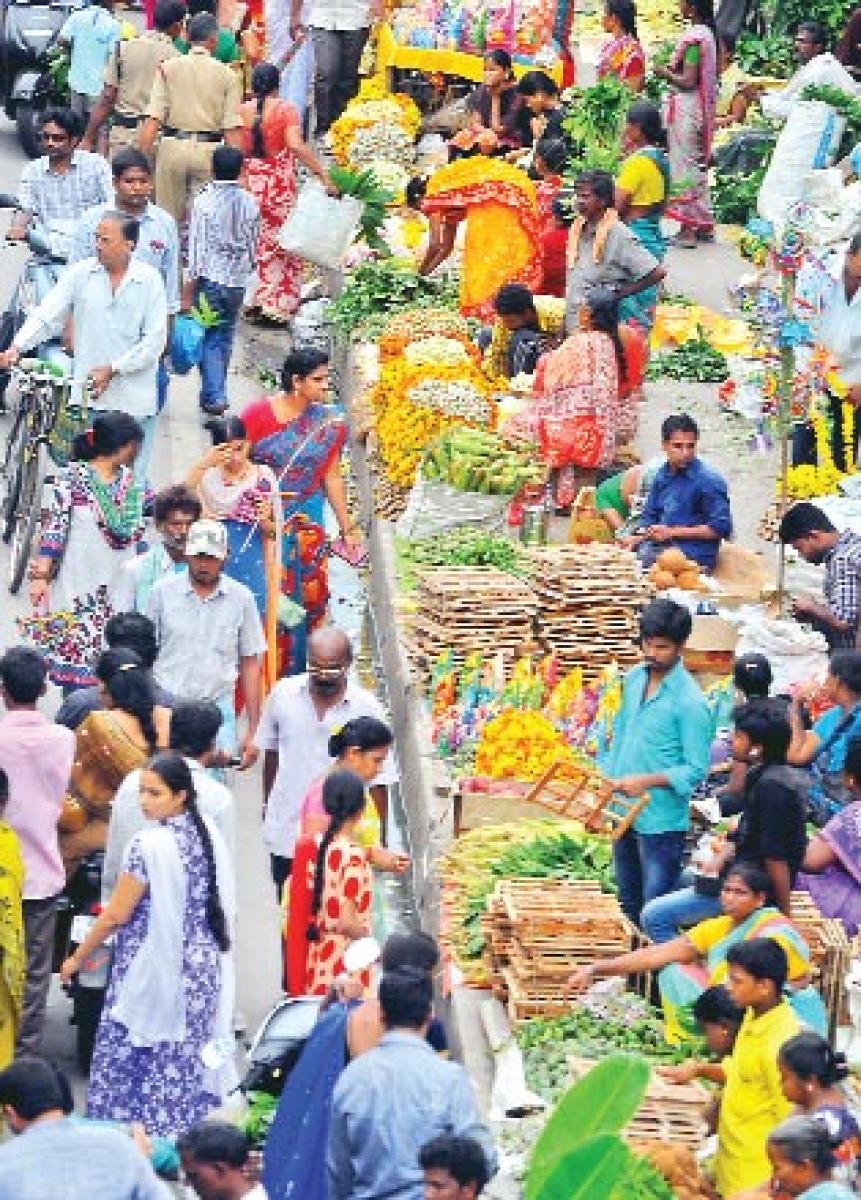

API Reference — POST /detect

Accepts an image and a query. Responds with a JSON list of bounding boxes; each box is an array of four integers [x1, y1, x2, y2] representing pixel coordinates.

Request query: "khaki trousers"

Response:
[[108, 122, 140, 156], [154, 135, 217, 225]]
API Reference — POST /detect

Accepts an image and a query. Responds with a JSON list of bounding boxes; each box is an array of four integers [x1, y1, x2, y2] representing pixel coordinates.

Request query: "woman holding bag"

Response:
[[240, 62, 335, 324], [61, 751, 236, 1136]]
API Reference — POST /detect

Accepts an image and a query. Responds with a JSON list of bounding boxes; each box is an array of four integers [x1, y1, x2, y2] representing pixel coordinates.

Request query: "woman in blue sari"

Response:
[[241, 347, 361, 676], [614, 100, 671, 331]]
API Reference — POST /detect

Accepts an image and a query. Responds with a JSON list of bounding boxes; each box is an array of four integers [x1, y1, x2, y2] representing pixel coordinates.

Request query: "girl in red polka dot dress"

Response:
[[305, 769, 373, 996]]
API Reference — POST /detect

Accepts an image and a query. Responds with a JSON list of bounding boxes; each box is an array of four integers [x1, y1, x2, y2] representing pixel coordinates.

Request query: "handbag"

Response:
[[278, 180, 363, 269]]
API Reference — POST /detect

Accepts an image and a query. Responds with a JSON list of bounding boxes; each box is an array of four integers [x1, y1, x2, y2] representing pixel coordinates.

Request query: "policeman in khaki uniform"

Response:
[[139, 10, 243, 224], [82, 0, 185, 157]]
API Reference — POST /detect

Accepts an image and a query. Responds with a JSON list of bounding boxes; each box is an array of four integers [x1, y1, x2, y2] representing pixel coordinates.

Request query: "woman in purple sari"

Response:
[[241, 347, 360, 675], [797, 736, 861, 935]]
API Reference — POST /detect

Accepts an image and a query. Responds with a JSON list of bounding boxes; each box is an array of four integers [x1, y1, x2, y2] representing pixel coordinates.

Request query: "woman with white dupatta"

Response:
[[60, 752, 236, 1137]]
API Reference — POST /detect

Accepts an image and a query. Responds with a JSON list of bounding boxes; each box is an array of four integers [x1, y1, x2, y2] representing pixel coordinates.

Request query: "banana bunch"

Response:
[[422, 428, 544, 495]]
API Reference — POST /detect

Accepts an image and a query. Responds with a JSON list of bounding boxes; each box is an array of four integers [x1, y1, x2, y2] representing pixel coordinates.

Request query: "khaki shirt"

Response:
[[146, 45, 242, 133], [105, 30, 178, 119]]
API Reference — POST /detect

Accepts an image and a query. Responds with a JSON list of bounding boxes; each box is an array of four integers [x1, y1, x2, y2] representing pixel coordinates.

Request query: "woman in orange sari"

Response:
[[416, 157, 542, 320]]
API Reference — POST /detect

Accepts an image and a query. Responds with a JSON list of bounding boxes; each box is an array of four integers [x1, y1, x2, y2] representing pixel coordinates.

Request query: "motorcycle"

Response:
[[53, 851, 110, 1071], [0, 0, 81, 157]]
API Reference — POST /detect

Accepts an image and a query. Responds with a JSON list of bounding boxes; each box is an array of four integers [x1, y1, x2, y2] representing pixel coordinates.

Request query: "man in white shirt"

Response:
[[112, 484, 200, 614], [102, 701, 236, 899], [179, 1121, 267, 1200], [0, 210, 166, 487], [289, 0, 382, 136], [255, 625, 397, 898], [757, 22, 858, 121]]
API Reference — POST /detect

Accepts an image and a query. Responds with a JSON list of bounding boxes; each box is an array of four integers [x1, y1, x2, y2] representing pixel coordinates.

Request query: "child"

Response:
[[659, 985, 743, 1088], [716, 938, 800, 1197], [419, 1134, 490, 1200], [779, 1032, 861, 1189]]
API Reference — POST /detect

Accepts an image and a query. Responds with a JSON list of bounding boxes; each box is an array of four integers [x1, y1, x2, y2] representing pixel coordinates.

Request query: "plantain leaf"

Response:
[[536, 1134, 632, 1200], [525, 1053, 649, 1200]]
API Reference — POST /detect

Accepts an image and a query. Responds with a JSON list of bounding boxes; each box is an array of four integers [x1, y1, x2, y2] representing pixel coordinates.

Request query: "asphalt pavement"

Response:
[[0, 114, 284, 1096]]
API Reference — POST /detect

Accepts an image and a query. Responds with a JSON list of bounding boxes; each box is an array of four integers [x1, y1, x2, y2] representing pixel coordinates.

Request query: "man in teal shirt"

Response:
[[599, 598, 713, 926]]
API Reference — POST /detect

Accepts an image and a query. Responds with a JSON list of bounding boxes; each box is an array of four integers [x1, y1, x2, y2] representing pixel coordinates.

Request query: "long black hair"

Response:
[[146, 751, 231, 951], [307, 769, 366, 941], [585, 288, 626, 383], [280, 346, 329, 393], [328, 716, 393, 759], [95, 647, 158, 750], [72, 411, 144, 462], [249, 63, 280, 159]]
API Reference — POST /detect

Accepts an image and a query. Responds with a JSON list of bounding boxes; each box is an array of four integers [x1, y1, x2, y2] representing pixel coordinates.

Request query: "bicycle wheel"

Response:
[[9, 442, 46, 595], [0, 400, 27, 544]]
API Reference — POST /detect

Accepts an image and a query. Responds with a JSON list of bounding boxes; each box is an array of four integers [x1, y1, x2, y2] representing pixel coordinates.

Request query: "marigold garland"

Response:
[[782, 399, 856, 499], [475, 709, 578, 781], [330, 84, 421, 167]]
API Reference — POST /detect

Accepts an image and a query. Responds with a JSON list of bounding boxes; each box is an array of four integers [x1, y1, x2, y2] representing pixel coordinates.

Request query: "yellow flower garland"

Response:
[[329, 83, 421, 167], [783, 399, 856, 499]]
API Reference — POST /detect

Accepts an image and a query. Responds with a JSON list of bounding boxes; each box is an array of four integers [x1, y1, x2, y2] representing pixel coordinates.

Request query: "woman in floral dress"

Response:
[[61, 752, 235, 1137], [597, 0, 646, 90], [20, 412, 146, 689], [240, 62, 334, 323], [305, 769, 372, 996]]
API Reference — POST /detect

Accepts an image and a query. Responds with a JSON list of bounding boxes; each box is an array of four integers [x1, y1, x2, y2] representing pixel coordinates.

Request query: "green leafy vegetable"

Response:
[[735, 32, 794, 77], [328, 260, 458, 337], [328, 165, 394, 256], [189, 293, 221, 328], [710, 162, 768, 225], [610, 1153, 676, 1200], [396, 530, 528, 590], [800, 83, 861, 142], [241, 1090, 278, 1147], [562, 76, 631, 178], [646, 329, 729, 382]]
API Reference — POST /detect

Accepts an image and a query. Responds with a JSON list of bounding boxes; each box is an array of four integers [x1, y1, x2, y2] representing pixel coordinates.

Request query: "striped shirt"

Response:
[[824, 529, 861, 648], [188, 180, 259, 288], [18, 149, 113, 226]]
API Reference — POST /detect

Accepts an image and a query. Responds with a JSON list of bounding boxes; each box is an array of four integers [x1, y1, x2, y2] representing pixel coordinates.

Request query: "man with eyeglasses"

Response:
[[7, 107, 112, 242], [254, 625, 397, 898]]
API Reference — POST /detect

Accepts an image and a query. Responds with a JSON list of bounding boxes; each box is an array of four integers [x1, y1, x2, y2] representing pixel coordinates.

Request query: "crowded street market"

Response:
[[8, 0, 861, 1197]]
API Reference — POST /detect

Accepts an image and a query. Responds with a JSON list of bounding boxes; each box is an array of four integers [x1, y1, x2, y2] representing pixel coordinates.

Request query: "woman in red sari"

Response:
[[301, 770, 373, 997], [240, 63, 334, 324]]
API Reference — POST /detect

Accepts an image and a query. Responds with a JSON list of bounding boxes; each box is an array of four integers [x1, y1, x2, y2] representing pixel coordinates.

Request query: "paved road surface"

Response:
[[0, 114, 284, 1096]]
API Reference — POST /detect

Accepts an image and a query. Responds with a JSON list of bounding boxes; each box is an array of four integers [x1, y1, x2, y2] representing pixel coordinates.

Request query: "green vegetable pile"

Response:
[[46, 47, 71, 101], [328, 165, 394, 257], [396, 529, 527, 590], [770, 0, 854, 43], [461, 831, 615, 960], [610, 1154, 676, 1200], [643, 40, 674, 105], [646, 330, 729, 382], [735, 31, 794, 77], [711, 161, 768, 224], [241, 1090, 278, 1147], [562, 76, 631, 176], [422, 428, 543, 495], [329, 260, 457, 338], [801, 83, 861, 143], [518, 1003, 702, 1101]]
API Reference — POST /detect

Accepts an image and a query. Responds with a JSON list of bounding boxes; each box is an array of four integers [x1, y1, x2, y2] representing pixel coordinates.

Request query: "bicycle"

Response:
[[0, 358, 78, 594]]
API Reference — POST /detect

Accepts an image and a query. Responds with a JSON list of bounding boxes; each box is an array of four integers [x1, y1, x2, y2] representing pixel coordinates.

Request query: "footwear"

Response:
[[671, 231, 698, 249], [200, 401, 228, 416]]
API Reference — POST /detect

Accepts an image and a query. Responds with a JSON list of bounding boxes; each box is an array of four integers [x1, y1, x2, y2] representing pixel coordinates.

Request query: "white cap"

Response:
[[185, 518, 228, 560]]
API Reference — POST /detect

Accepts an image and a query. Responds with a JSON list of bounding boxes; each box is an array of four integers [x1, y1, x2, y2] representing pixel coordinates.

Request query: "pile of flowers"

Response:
[[380, 309, 472, 360], [474, 709, 578, 780], [408, 375, 494, 424], [783, 397, 855, 500], [330, 77, 421, 171]]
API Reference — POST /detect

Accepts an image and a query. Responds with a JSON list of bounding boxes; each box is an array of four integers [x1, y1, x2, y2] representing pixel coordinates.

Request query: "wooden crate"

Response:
[[790, 891, 851, 1039], [568, 1058, 710, 1149], [522, 761, 650, 839]]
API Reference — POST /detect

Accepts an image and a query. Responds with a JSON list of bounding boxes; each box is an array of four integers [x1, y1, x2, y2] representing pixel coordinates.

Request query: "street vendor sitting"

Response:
[[482, 284, 565, 380], [623, 413, 732, 572], [778, 503, 861, 649]]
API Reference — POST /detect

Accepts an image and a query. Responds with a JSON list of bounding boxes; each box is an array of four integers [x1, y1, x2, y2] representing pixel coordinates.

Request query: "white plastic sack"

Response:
[[278, 180, 363, 268], [758, 101, 846, 225], [800, 171, 861, 244], [396, 475, 510, 540], [734, 611, 828, 692]]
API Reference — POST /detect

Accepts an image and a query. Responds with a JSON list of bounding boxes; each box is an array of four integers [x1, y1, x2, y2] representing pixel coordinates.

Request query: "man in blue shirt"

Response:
[[59, 0, 121, 123], [627, 413, 732, 571], [598, 599, 713, 927], [328, 969, 497, 1200]]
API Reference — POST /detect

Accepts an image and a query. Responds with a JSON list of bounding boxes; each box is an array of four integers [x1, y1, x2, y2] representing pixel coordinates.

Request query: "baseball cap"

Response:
[[185, 519, 228, 560]]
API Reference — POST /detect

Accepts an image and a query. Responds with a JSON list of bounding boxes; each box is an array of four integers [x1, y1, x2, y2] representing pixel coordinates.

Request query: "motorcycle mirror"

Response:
[[26, 229, 52, 256], [0, 194, 20, 210]]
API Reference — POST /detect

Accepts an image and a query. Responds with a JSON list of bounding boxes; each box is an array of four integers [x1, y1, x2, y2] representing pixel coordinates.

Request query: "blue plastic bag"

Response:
[[170, 313, 205, 375]]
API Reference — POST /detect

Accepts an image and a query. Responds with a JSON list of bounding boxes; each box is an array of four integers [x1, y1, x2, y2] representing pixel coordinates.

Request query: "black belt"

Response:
[[162, 127, 221, 142], [111, 113, 139, 129]]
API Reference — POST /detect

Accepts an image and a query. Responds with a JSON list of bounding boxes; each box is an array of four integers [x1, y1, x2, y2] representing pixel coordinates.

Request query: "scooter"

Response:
[[242, 996, 323, 1096], [53, 852, 110, 1071], [0, 192, 73, 408], [0, 0, 82, 157]]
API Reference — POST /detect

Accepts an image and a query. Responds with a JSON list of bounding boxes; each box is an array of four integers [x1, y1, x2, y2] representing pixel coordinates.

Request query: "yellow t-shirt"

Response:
[[686, 914, 809, 986], [616, 153, 667, 207], [716, 1000, 799, 1197]]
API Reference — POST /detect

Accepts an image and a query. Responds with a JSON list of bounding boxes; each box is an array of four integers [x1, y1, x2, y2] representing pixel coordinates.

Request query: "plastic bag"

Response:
[[539, 414, 603, 469], [278, 180, 363, 269], [170, 314, 205, 375], [758, 101, 846, 225]]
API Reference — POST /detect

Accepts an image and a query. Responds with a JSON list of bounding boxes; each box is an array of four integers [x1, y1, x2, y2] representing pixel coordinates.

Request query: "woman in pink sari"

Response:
[[597, 0, 646, 91], [240, 63, 334, 323], [653, 0, 718, 248]]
